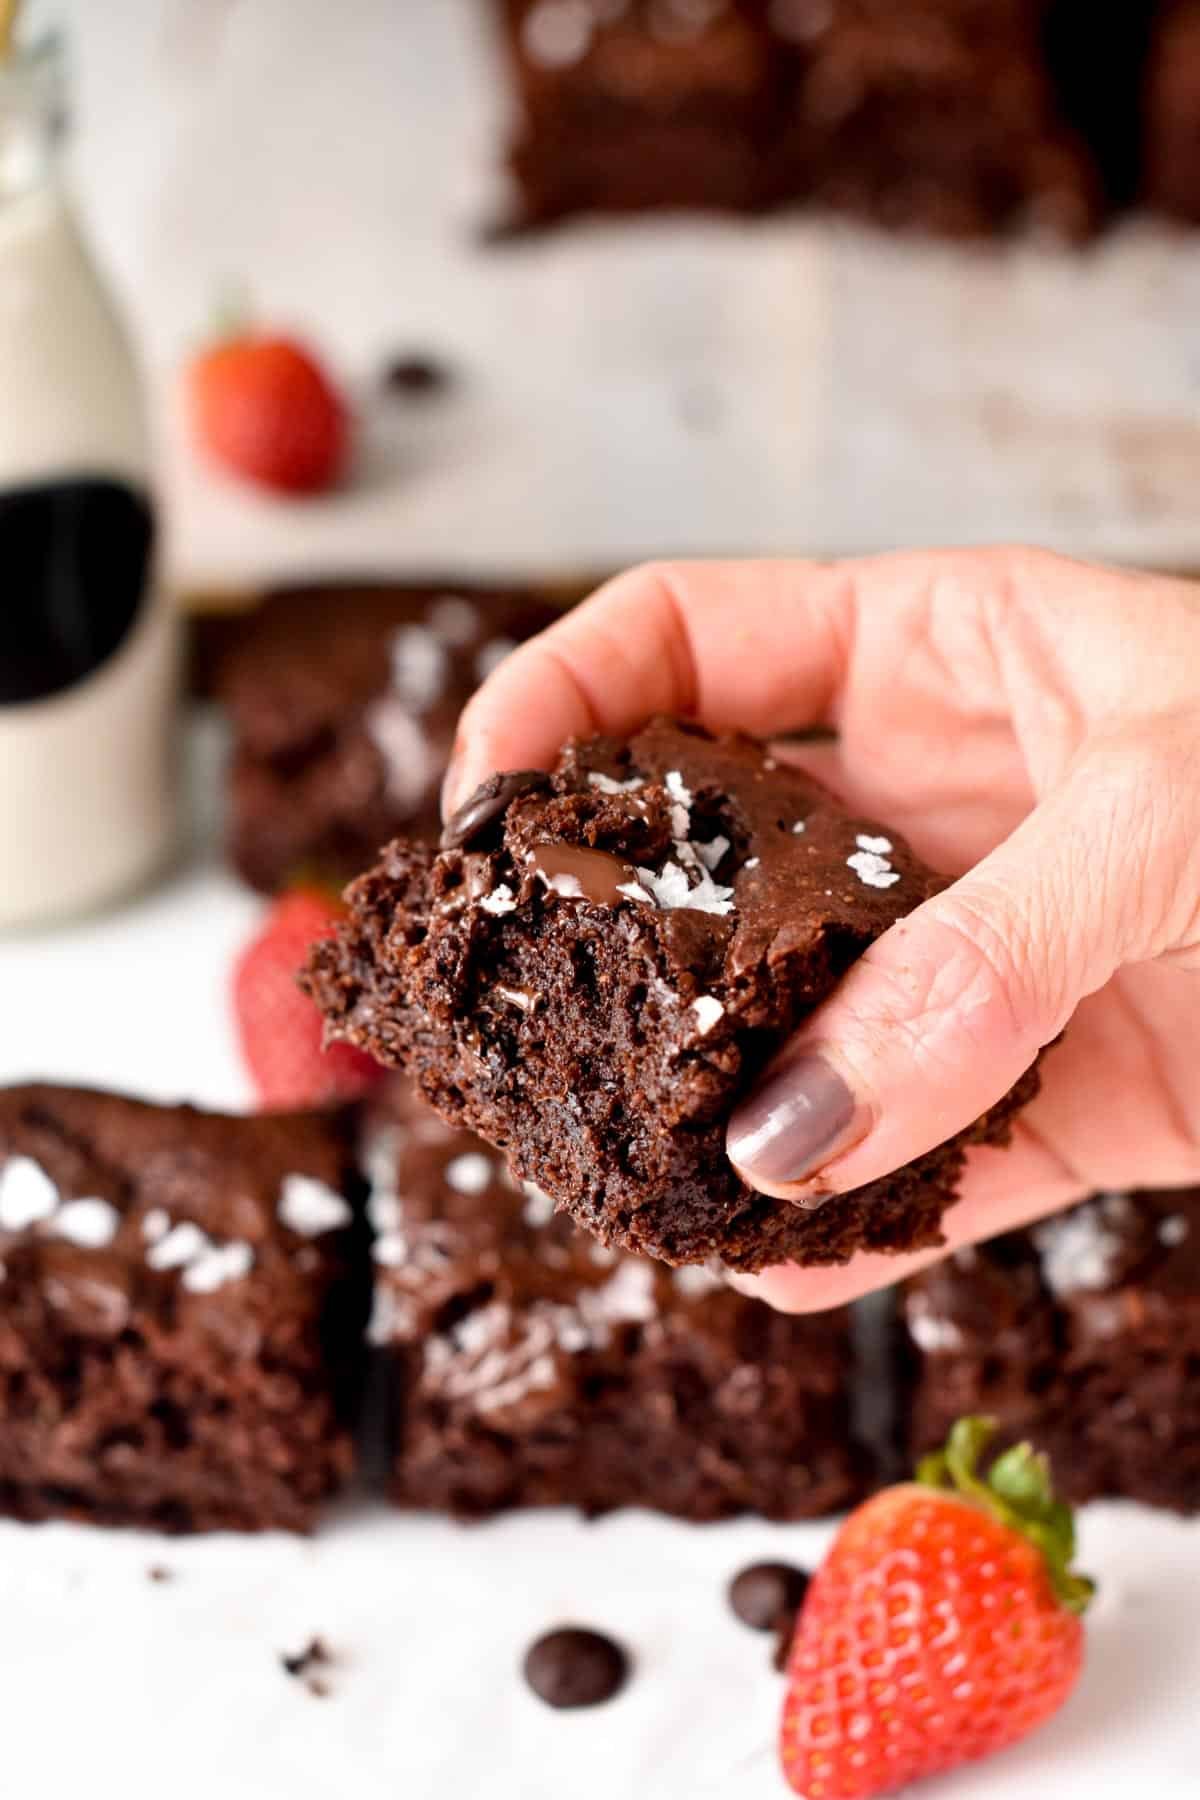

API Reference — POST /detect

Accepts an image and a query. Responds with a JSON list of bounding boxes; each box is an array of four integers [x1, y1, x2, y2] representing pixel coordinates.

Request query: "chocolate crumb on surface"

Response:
[[281, 1637, 333, 1679], [522, 1626, 629, 1709], [381, 353, 455, 398], [308, 719, 1040, 1273]]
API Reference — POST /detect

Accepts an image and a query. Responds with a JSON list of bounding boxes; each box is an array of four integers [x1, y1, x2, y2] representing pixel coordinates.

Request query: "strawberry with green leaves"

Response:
[[780, 1417, 1092, 1799]]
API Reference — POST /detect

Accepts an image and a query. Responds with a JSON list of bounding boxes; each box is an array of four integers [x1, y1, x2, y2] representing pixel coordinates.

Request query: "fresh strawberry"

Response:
[[187, 333, 348, 494], [233, 889, 382, 1109], [780, 1417, 1093, 1799]]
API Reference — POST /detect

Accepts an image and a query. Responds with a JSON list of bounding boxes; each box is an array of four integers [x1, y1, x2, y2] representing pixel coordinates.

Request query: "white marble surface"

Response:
[[22, 0, 1200, 590]]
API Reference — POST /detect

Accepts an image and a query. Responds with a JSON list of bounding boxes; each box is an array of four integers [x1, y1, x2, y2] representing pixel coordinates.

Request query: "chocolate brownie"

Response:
[[308, 719, 1039, 1272], [208, 582, 562, 893], [493, 0, 1100, 237], [364, 1081, 866, 1518], [0, 1084, 367, 1532], [1143, 1, 1200, 223], [899, 1187, 1200, 1512]]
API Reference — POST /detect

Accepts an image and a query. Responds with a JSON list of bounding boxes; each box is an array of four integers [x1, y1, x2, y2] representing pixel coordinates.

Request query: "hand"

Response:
[[444, 549, 1200, 1311]]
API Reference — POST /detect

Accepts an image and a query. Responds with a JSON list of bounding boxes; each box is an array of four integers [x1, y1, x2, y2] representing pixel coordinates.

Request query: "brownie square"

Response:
[[0, 1084, 368, 1532], [1143, 1, 1200, 223], [770, 0, 1100, 237], [492, 0, 1100, 236], [899, 1187, 1200, 1512], [365, 1081, 866, 1519], [495, 0, 782, 224], [208, 582, 562, 893], [307, 719, 1039, 1273]]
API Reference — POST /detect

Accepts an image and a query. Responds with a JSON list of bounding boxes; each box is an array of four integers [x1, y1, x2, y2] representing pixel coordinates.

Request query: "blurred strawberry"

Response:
[[187, 332, 348, 494], [234, 889, 382, 1109]]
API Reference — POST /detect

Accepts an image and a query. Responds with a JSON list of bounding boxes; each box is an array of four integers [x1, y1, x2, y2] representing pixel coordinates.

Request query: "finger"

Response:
[[732, 1118, 1083, 1313], [444, 558, 860, 814], [726, 756, 1152, 1206]]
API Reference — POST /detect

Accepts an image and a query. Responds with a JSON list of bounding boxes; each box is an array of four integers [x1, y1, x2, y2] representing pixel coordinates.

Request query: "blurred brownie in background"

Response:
[[899, 1187, 1200, 1512], [364, 1080, 867, 1521], [206, 582, 562, 893], [0, 1084, 368, 1532], [1143, 0, 1200, 223], [493, 0, 1100, 236]]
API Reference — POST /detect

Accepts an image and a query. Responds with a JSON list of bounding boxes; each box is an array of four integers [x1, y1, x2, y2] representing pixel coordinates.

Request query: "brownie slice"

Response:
[[492, 0, 1100, 237], [899, 1187, 1200, 1512], [1143, 0, 1200, 224], [771, 0, 1101, 238], [365, 1080, 866, 1519], [307, 718, 1039, 1272], [0, 1084, 368, 1532], [208, 582, 562, 893], [494, 0, 783, 224]]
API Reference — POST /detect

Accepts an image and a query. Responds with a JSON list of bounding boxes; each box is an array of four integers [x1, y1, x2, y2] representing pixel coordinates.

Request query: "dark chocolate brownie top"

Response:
[[0, 1084, 360, 1344], [904, 1188, 1200, 1359], [364, 1081, 755, 1411], [308, 719, 1040, 1270]]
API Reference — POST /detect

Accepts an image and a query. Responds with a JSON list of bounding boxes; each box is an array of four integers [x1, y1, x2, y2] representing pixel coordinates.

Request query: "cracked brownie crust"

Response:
[[307, 719, 1039, 1273]]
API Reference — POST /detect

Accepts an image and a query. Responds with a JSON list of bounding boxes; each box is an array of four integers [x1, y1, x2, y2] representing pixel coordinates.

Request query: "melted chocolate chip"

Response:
[[529, 842, 641, 907], [728, 1561, 810, 1633], [441, 770, 551, 852], [522, 1627, 629, 1709]]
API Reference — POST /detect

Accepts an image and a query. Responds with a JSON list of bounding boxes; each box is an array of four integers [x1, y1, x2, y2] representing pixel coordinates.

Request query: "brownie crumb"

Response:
[[147, 1565, 174, 1584], [522, 1627, 629, 1709], [281, 1637, 332, 1680]]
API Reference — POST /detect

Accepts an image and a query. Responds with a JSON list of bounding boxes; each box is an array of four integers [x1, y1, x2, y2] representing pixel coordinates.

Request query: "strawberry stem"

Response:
[[918, 1416, 1095, 1616]]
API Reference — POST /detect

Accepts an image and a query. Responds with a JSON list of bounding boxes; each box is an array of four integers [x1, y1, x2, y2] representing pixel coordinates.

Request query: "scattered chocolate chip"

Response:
[[381, 353, 454, 399], [281, 1636, 332, 1679], [728, 1562, 811, 1633], [522, 1626, 629, 1709], [772, 1607, 800, 1674], [441, 769, 552, 852], [147, 1565, 173, 1584]]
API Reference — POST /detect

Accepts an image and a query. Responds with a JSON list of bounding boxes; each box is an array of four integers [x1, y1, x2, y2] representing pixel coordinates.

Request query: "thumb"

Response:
[[726, 750, 1160, 1203]]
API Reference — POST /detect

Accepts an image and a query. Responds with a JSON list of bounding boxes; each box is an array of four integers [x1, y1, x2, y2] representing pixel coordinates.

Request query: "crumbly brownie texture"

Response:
[[899, 1188, 1200, 1512], [0, 1085, 367, 1532], [494, 0, 1100, 237], [364, 1082, 866, 1519], [1143, 1, 1200, 223], [208, 582, 562, 893], [308, 719, 1039, 1272]]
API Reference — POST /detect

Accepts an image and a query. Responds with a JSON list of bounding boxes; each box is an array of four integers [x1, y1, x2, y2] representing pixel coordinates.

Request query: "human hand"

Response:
[[443, 549, 1200, 1311]]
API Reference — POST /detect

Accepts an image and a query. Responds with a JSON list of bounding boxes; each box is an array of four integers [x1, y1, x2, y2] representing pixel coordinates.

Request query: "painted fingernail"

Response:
[[727, 1049, 865, 1192]]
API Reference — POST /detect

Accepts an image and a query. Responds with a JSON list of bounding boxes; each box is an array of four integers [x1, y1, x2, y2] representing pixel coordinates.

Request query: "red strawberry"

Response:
[[234, 889, 382, 1109], [187, 334, 347, 494], [780, 1417, 1093, 1799]]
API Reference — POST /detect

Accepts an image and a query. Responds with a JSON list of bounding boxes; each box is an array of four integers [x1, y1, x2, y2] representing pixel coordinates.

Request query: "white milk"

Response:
[[0, 39, 178, 929]]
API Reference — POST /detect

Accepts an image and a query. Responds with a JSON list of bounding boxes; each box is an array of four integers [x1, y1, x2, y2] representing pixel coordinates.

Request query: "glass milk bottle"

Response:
[[0, 36, 178, 928]]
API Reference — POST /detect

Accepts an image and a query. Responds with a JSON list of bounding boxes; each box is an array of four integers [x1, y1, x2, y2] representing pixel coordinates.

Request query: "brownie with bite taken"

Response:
[[306, 718, 1040, 1273], [207, 582, 562, 893], [365, 1080, 867, 1518], [899, 1187, 1200, 1511], [0, 1084, 367, 1532]]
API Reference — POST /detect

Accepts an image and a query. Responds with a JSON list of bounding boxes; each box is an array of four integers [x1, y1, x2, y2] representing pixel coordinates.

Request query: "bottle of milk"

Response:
[[0, 33, 178, 929]]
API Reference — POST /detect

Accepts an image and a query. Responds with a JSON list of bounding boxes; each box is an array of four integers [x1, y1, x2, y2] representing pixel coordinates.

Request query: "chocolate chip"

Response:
[[772, 1608, 800, 1673], [381, 353, 454, 398], [522, 1627, 629, 1709], [440, 770, 551, 852], [727, 1562, 810, 1633]]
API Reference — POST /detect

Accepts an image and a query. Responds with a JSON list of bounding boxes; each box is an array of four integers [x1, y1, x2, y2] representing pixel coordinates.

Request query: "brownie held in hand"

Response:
[[0, 1085, 367, 1532], [307, 719, 1038, 1272]]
